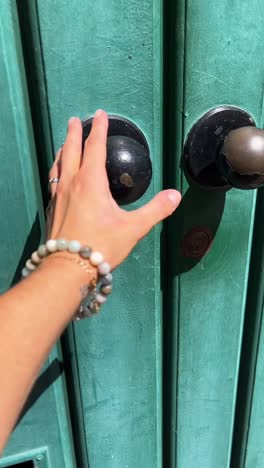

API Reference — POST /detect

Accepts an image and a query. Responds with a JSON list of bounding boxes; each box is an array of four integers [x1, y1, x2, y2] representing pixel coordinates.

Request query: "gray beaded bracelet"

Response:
[[21, 239, 113, 320]]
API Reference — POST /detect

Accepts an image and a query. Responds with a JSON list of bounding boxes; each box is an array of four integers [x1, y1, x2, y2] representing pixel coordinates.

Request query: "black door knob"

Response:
[[82, 115, 152, 204], [183, 106, 264, 190]]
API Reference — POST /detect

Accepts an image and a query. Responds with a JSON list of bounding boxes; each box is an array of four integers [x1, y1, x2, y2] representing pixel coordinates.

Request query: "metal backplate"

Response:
[[183, 106, 255, 190], [82, 114, 149, 150]]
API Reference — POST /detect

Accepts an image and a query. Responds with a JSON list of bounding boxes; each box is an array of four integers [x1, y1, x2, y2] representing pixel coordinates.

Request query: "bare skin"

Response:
[[0, 110, 181, 452]]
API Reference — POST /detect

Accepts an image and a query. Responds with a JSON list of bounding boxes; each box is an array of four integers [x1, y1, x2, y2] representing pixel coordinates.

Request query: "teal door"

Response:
[[163, 2, 264, 467], [1, 1, 264, 468]]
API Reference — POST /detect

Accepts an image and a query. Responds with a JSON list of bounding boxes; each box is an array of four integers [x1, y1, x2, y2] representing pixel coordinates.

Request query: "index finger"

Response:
[[82, 110, 109, 172]]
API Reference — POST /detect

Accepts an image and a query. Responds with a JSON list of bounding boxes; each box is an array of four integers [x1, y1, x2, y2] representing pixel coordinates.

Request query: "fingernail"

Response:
[[94, 109, 103, 118], [68, 117, 77, 126], [167, 190, 181, 204]]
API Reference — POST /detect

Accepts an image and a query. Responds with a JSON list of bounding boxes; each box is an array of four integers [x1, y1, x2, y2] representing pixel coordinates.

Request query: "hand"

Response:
[[46, 110, 181, 269]]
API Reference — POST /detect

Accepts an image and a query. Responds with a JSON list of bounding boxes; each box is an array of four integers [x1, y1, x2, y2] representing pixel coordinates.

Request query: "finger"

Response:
[[60, 117, 82, 185], [130, 189, 181, 238], [49, 147, 62, 197], [82, 109, 109, 174]]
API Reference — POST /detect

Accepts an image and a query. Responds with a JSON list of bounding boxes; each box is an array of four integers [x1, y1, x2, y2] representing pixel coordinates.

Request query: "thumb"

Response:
[[130, 189, 181, 238]]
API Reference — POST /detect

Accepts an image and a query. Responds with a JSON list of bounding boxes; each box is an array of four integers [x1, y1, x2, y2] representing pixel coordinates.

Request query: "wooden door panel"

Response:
[[245, 319, 264, 468], [0, 2, 76, 466], [26, 1, 164, 466], [165, 1, 264, 467], [4, 1, 264, 467], [239, 189, 264, 468]]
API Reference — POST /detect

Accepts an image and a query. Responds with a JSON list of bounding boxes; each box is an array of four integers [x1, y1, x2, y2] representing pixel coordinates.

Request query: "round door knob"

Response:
[[183, 106, 264, 190], [218, 127, 264, 189], [82, 115, 152, 204]]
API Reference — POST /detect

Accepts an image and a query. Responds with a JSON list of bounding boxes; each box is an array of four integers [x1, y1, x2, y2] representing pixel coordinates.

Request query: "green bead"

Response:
[[22, 267, 30, 278], [38, 245, 48, 258], [57, 239, 68, 250], [68, 240, 81, 252]]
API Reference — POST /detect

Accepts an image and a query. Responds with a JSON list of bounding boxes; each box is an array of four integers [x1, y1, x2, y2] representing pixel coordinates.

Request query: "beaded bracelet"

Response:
[[21, 239, 113, 320]]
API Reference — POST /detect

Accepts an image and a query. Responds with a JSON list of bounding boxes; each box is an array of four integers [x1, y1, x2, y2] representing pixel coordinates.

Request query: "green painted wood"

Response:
[[238, 188, 264, 468], [164, 1, 264, 466], [229, 188, 264, 467], [29, 1, 163, 467], [0, 447, 49, 468], [16, 0, 55, 208], [162, 0, 186, 466], [7, 1, 264, 466], [0, 2, 76, 466], [245, 308, 264, 468]]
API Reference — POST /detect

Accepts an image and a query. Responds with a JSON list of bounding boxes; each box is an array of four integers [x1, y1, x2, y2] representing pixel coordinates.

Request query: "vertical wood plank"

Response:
[[0, 2, 76, 466], [166, 1, 264, 466], [34, 1, 163, 466], [244, 317, 264, 468], [162, 0, 186, 466], [240, 187, 264, 468]]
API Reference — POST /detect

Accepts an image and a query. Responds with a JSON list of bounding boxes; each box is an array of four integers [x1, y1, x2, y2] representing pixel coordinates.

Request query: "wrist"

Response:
[[22, 239, 113, 320], [40, 251, 98, 287]]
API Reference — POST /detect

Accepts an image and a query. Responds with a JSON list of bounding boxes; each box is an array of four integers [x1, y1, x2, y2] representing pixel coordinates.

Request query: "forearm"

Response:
[[0, 110, 180, 454], [0, 256, 94, 451]]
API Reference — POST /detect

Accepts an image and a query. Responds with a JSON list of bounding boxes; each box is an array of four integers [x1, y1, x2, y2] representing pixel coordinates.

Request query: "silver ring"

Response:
[[48, 177, 59, 192]]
